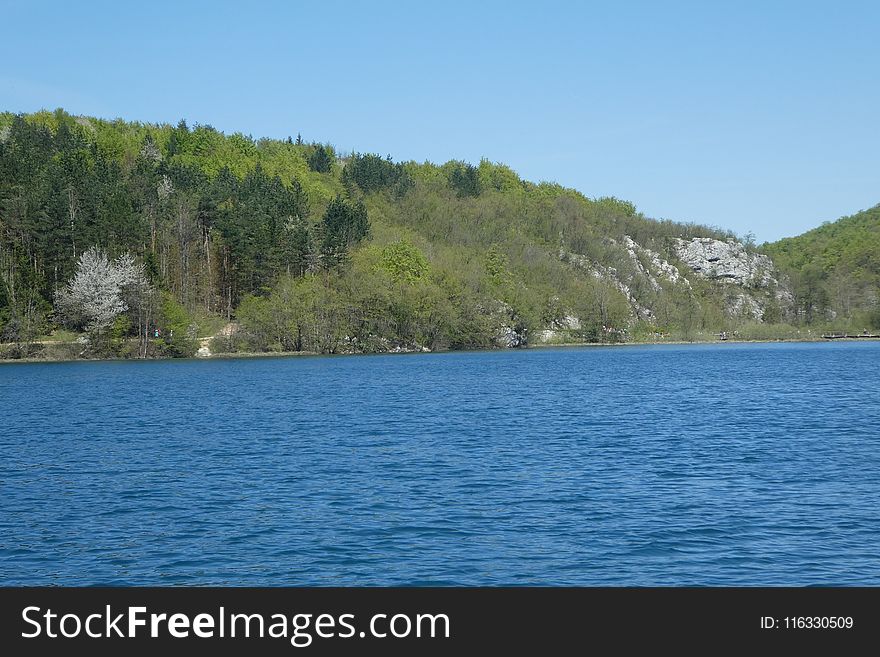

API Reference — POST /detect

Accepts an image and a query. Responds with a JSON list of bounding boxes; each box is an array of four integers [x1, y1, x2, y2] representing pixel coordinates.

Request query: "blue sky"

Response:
[[1, 0, 878, 241]]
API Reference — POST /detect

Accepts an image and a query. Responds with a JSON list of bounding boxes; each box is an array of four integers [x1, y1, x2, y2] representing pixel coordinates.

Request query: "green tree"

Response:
[[308, 144, 333, 173], [159, 292, 198, 357], [380, 241, 429, 284], [447, 161, 481, 197], [321, 195, 369, 268]]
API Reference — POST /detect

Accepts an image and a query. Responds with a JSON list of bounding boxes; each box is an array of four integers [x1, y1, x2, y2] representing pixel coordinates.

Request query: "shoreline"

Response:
[[2, 336, 878, 365]]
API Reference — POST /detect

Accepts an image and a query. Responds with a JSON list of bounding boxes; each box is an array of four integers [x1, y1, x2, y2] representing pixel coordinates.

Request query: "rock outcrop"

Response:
[[562, 236, 691, 322], [673, 238, 773, 287], [561, 235, 793, 325], [562, 252, 649, 320], [482, 300, 528, 347], [622, 236, 688, 289], [535, 315, 582, 343], [673, 237, 793, 319]]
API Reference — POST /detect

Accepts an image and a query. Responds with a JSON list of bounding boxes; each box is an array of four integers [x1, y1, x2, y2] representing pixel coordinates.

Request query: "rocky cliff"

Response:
[[673, 238, 773, 287], [553, 234, 792, 339], [673, 237, 792, 319]]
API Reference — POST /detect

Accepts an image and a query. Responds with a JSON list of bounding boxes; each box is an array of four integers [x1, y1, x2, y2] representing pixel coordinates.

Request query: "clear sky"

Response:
[[1, 0, 878, 242]]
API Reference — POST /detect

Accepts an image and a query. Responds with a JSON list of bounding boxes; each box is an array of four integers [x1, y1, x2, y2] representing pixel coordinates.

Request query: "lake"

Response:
[[1, 342, 879, 585]]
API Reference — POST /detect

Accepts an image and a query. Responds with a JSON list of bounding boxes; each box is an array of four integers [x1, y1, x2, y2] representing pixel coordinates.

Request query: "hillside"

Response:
[[0, 109, 859, 359], [763, 205, 880, 328]]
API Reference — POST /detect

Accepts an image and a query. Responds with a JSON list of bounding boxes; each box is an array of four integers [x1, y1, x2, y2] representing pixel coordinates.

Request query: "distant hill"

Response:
[[763, 205, 880, 327], [0, 109, 870, 359]]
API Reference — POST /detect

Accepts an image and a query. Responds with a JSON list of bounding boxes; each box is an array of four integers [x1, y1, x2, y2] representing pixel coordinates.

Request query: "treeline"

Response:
[[3, 108, 861, 360], [763, 205, 880, 329], [0, 111, 377, 355]]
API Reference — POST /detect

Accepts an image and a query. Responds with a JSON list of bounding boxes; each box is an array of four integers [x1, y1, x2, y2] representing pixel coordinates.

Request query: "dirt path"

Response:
[[196, 322, 237, 357]]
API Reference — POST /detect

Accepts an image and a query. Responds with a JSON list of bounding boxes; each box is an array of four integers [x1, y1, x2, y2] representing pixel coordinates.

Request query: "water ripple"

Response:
[[1, 341, 879, 585]]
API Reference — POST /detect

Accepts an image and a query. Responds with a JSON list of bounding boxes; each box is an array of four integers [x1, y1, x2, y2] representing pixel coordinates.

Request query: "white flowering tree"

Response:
[[57, 247, 152, 351]]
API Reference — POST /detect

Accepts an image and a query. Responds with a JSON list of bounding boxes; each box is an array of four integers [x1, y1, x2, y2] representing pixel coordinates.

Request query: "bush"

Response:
[[380, 241, 429, 284], [158, 293, 198, 357]]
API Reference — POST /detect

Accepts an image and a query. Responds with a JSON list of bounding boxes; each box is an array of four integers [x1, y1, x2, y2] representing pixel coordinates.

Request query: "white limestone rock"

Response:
[[622, 236, 689, 289], [674, 237, 774, 287]]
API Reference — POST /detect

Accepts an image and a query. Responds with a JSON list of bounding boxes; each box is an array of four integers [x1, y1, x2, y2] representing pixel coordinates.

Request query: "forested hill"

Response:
[[0, 109, 871, 359], [763, 205, 880, 327]]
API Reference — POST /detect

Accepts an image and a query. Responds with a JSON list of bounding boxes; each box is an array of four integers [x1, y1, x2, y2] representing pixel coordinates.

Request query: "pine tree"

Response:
[[320, 195, 370, 269], [448, 162, 481, 197], [308, 145, 333, 173]]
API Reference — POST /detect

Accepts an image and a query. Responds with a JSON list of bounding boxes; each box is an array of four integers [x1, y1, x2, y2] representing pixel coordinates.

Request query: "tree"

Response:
[[380, 241, 428, 284], [56, 247, 150, 348], [158, 292, 198, 357], [321, 196, 369, 268], [341, 153, 410, 194], [484, 245, 511, 287], [447, 161, 481, 197], [308, 145, 333, 173], [0, 253, 50, 354], [792, 264, 828, 323], [283, 217, 314, 277], [595, 196, 637, 218]]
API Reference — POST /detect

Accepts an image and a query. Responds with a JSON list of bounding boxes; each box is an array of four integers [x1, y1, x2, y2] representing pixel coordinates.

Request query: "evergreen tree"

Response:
[[341, 153, 409, 193], [448, 161, 481, 197], [308, 144, 333, 173], [321, 195, 369, 268]]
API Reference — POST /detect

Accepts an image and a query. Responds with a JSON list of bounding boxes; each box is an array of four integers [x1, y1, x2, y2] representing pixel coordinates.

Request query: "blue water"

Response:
[[1, 342, 879, 585]]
